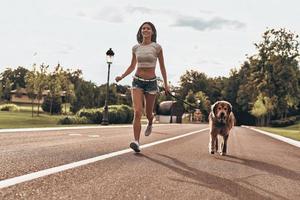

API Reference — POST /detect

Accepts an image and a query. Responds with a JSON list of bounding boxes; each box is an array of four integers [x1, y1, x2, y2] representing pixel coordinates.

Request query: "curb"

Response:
[[241, 125, 300, 148]]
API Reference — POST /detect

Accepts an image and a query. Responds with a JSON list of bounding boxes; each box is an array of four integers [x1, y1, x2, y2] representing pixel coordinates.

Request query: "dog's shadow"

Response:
[[216, 154, 300, 182], [139, 153, 291, 200]]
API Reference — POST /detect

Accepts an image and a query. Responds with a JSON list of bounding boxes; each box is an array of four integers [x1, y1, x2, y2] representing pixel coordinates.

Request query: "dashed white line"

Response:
[[0, 128, 208, 189], [68, 134, 82, 136], [88, 135, 100, 138]]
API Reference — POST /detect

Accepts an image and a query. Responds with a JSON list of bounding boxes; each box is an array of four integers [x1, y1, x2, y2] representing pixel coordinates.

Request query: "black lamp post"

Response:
[[101, 48, 114, 125]]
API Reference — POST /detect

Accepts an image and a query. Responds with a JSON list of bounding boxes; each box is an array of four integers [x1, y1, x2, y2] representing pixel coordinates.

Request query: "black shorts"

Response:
[[132, 76, 159, 94]]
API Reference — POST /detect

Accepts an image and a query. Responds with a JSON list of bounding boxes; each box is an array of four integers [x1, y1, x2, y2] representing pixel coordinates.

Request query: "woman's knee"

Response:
[[134, 110, 143, 119], [146, 112, 153, 119]]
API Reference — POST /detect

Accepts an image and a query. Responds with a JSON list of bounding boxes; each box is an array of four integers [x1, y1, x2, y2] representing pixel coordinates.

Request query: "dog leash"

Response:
[[164, 89, 199, 110]]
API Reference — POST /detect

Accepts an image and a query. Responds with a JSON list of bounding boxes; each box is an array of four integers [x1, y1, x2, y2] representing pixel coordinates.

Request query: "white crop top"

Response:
[[132, 42, 162, 69]]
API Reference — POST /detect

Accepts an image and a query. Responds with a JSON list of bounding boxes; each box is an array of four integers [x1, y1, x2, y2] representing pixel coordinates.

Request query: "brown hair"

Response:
[[136, 22, 157, 43]]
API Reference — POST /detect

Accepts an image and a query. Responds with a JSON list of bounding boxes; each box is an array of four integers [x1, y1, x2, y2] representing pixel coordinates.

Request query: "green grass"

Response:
[[258, 120, 300, 141], [0, 111, 63, 129]]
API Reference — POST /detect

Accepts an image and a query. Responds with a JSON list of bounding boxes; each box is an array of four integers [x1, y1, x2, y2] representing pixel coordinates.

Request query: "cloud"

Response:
[[172, 16, 246, 31], [93, 7, 125, 23], [76, 5, 245, 31], [125, 6, 155, 14]]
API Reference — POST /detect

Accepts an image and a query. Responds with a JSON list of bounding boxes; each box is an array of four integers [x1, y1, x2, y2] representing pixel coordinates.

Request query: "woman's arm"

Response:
[[158, 49, 169, 92], [115, 53, 137, 82]]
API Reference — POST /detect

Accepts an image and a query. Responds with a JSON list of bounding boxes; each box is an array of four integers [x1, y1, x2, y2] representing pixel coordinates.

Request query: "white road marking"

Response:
[[0, 128, 208, 189], [88, 135, 100, 138], [242, 126, 300, 148], [0, 124, 177, 133], [68, 134, 82, 136]]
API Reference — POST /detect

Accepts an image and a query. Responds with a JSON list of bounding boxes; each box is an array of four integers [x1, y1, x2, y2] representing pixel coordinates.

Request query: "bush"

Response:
[[76, 104, 133, 124], [270, 116, 297, 127], [77, 108, 103, 123], [0, 104, 20, 112], [42, 95, 62, 114], [58, 116, 91, 124]]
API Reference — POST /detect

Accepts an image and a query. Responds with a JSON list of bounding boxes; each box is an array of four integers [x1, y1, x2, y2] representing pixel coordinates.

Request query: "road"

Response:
[[0, 124, 299, 199]]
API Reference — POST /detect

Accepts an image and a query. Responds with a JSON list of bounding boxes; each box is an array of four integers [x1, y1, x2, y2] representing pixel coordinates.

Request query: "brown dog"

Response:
[[208, 101, 235, 155]]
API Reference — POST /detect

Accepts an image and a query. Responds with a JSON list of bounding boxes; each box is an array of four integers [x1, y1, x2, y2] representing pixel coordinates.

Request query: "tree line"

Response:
[[0, 28, 299, 125], [172, 28, 300, 125]]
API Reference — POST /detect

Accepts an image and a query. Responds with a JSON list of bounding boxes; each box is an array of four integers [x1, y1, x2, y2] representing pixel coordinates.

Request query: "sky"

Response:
[[0, 0, 299, 86]]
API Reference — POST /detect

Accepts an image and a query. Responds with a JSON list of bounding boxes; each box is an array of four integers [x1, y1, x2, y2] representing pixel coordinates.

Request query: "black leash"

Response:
[[164, 90, 199, 110]]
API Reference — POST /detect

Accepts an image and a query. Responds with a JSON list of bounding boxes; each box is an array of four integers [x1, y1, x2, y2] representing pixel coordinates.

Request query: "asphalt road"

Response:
[[0, 124, 299, 199]]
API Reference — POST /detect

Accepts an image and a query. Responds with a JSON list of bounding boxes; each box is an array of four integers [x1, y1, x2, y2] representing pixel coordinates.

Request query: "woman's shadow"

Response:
[[137, 153, 293, 200]]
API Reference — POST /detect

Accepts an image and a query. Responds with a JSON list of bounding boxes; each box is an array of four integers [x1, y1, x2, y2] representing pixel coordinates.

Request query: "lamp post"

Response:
[[101, 48, 114, 125]]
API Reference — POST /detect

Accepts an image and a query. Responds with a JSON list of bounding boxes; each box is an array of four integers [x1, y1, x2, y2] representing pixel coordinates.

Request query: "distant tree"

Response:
[[0, 83, 3, 101], [0, 67, 29, 90], [195, 91, 211, 121], [25, 64, 48, 116], [25, 66, 38, 117]]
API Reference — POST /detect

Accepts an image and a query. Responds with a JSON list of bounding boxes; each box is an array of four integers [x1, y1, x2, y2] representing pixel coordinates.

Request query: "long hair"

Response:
[[136, 22, 157, 43]]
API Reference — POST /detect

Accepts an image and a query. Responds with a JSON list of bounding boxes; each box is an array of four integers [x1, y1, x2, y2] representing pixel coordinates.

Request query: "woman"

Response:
[[115, 21, 169, 152]]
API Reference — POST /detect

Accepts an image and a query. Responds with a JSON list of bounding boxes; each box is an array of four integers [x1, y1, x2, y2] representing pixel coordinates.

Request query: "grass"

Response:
[[0, 111, 64, 129], [257, 120, 300, 141]]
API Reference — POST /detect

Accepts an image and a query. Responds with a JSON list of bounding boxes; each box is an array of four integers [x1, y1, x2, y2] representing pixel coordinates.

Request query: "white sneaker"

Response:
[[130, 141, 140, 153], [144, 124, 153, 136]]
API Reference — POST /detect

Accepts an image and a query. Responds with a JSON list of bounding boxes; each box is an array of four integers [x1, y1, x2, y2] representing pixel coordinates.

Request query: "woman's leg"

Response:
[[131, 88, 144, 142], [145, 93, 157, 125]]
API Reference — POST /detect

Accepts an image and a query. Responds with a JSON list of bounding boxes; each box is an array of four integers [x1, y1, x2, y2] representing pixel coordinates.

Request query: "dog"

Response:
[[208, 100, 235, 156]]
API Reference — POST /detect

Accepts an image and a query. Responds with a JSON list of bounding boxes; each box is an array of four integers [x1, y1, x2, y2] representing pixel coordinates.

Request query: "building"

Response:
[[10, 88, 65, 105]]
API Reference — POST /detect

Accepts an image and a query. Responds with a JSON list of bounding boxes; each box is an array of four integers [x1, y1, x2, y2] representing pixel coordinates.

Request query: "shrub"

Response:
[[76, 104, 133, 124], [270, 116, 297, 127], [42, 95, 62, 114], [58, 116, 91, 124], [77, 108, 103, 123], [0, 104, 20, 112]]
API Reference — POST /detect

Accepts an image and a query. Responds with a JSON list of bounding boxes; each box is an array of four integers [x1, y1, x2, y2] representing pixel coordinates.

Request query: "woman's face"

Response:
[[141, 23, 153, 39]]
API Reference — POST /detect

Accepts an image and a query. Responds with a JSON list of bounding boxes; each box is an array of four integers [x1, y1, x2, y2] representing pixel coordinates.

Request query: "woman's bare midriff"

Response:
[[135, 68, 156, 79]]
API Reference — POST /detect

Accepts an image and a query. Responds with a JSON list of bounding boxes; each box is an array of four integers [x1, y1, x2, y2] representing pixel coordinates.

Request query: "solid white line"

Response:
[[0, 124, 178, 133], [242, 126, 300, 148], [0, 128, 209, 189]]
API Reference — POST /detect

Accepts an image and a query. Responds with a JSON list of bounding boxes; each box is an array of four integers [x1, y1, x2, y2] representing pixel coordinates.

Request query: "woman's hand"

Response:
[[115, 76, 123, 82], [164, 84, 170, 95]]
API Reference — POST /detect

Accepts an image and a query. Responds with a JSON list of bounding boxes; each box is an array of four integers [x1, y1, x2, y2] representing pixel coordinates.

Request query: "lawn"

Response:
[[258, 120, 300, 141], [0, 111, 63, 129]]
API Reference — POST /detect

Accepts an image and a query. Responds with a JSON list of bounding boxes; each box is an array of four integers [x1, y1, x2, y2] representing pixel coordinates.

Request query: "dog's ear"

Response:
[[226, 101, 232, 115], [211, 102, 218, 118]]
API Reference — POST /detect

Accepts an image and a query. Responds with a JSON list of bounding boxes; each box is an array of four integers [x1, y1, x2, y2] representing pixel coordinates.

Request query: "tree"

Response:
[[47, 64, 63, 115], [194, 91, 211, 121], [25, 66, 38, 117], [0, 67, 29, 90], [235, 28, 300, 124], [179, 70, 209, 97], [25, 64, 48, 116]]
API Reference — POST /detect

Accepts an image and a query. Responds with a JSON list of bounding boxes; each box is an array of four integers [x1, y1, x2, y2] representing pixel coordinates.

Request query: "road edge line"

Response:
[[241, 125, 300, 148]]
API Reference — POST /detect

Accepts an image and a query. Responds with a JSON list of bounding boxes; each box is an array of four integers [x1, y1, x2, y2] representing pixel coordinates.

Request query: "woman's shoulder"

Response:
[[132, 44, 140, 52], [152, 42, 162, 54], [152, 42, 162, 48]]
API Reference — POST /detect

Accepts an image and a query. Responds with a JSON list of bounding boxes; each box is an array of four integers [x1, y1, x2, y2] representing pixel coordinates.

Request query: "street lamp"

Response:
[[101, 48, 115, 125]]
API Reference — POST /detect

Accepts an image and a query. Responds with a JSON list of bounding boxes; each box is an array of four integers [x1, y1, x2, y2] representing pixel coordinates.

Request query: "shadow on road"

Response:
[[138, 153, 290, 200], [216, 155, 300, 182]]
